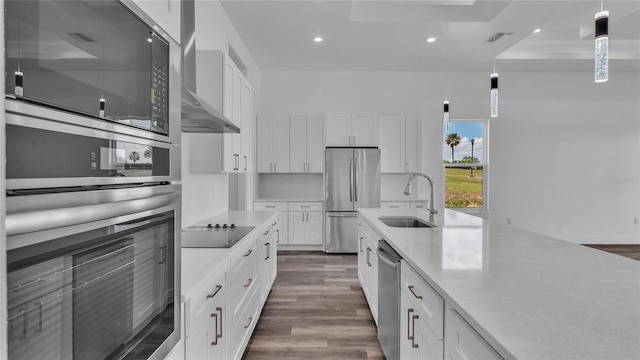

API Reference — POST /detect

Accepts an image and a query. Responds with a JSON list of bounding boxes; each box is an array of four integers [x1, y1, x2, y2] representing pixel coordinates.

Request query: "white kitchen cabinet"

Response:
[[185, 291, 227, 360], [290, 115, 324, 173], [400, 290, 443, 360], [357, 218, 378, 324], [256, 116, 290, 173], [444, 307, 502, 360], [260, 222, 277, 303], [379, 115, 421, 173], [380, 201, 429, 210], [325, 112, 378, 147], [287, 202, 323, 245], [191, 51, 251, 173]]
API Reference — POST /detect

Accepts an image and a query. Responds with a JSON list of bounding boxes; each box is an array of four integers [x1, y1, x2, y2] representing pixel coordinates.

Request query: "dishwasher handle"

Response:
[[377, 244, 399, 270]]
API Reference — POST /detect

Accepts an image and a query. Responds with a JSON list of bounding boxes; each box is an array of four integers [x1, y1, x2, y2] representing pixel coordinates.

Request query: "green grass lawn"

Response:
[[445, 167, 483, 208]]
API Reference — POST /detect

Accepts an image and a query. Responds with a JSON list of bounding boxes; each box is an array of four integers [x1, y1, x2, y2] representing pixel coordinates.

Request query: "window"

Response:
[[443, 120, 488, 212]]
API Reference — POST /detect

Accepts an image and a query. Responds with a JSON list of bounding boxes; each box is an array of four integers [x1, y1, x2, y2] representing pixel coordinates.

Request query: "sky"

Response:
[[442, 121, 484, 162]]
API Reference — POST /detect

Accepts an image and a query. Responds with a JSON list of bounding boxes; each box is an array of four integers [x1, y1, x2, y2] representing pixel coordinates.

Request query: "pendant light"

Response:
[[595, 1, 609, 82], [443, 23, 450, 133], [490, 4, 498, 117]]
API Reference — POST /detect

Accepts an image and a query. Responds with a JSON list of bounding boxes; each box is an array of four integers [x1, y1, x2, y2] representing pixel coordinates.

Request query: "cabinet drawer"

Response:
[[230, 234, 257, 282], [288, 201, 323, 212], [185, 266, 228, 337], [253, 202, 287, 211], [229, 284, 260, 360], [229, 259, 259, 318], [445, 307, 503, 360], [410, 201, 429, 209], [381, 202, 409, 209], [401, 261, 444, 339]]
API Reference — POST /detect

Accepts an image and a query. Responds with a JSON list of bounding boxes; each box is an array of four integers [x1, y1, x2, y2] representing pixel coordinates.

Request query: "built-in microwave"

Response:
[[5, 0, 171, 137]]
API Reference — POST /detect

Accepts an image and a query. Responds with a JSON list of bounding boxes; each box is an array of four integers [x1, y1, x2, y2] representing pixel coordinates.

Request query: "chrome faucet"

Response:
[[404, 173, 438, 221]]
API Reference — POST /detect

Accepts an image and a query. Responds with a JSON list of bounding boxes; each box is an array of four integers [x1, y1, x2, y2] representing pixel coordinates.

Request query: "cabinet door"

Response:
[[306, 115, 324, 173], [357, 220, 367, 284], [351, 113, 378, 147], [410, 202, 429, 210], [288, 212, 306, 245], [405, 116, 422, 173], [223, 134, 238, 172], [289, 115, 307, 173], [325, 113, 351, 146], [367, 237, 378, 322], [379, 115, 405, 173], [305, 212, 323, 245], [240, 80, 252, 172], [185, 317, 211, 360], [273, 116, 290, 173], [256, 117, 272, 173], [276, 211, 288, 245], [223, 58, 234, 120], [445, 307, 501, 360]]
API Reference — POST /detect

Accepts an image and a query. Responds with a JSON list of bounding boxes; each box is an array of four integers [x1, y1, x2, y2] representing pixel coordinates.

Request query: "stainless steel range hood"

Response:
[[181, 0, 239, 133]]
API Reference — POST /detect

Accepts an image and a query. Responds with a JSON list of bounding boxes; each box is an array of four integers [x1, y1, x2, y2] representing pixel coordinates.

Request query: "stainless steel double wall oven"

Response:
[[4, 1, 182, 359]]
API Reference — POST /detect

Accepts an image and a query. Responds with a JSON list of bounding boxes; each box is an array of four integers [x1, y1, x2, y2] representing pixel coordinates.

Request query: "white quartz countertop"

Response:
[[181, 211, 276, 302], [358, 208, 640, 360]]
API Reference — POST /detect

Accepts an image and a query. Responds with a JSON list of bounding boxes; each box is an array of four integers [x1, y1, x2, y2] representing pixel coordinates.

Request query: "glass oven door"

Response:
[[7, 210, 176, 360]]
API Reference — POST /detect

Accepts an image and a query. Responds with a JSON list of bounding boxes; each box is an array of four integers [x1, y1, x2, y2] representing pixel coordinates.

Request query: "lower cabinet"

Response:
[[184, 214, 278, 360], [254, 201, 323, 246], [185, 291, 227, 360], [357, 217, 379, 324], [444, 307, 502, 360], [400, 291, 443, 360]]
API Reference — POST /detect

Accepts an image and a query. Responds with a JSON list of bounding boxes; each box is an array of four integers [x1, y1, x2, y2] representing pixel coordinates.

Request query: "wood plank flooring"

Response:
[[243, 251, 384, 360], [582, 244, 640, 261]]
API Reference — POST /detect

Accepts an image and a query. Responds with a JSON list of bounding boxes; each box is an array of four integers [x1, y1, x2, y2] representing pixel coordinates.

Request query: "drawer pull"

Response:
[[244, 278, 253, 288], [206, 284, 223, 299], [408, 285, 423, 300], [272, 222, 277, 226], [265, 242, 271, 260], [301, 206, 311, 208], [407, 308, 414, 340], [263, 230, 269, 235], [244, 316, 254, 329], [266, 206, 276, 208], [411, 314, 420, 348], [244, 249, 253, 257], [366, 247, 372, 266]]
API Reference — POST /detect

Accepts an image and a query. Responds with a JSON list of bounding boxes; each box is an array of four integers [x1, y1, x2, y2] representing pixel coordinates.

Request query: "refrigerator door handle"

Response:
[[349, 159, 353, 202], [354, 158, 358, 203]]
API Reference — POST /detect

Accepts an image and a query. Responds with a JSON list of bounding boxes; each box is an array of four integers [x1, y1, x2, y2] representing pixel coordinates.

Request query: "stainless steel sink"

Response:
[[378, 217, 436, 228]]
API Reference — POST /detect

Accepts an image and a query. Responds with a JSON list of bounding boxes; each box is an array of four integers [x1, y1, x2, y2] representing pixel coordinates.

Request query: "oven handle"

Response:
[[6, 191, 179, 236]]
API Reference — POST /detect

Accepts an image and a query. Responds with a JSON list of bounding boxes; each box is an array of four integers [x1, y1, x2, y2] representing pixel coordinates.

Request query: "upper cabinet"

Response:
[[379, 115, 421, 173], [325, 112, 378, 147], [256, 116, 290, 173], [290, 115, 324, 173], [190, 50, 252, 173]]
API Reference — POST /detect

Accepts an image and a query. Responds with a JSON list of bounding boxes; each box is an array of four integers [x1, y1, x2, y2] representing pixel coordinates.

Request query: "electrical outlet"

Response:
[[634, 218, 639, 225], [507, 217, 512, 225]]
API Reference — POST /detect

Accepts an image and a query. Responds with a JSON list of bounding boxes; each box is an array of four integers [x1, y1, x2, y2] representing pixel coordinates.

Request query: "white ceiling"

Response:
[[219, 0, 640, 72]]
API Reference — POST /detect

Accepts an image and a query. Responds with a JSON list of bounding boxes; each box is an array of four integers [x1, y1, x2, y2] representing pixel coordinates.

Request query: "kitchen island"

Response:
[[358, 208, 640, 360]]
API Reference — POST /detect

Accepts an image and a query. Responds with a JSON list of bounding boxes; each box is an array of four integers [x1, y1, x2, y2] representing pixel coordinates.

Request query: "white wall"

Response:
[[260, 70, 640, 244]]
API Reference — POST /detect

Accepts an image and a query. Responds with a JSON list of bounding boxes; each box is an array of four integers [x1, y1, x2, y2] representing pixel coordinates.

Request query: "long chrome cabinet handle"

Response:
[[211, 312, 219, 345], [244, 156, 247, 170], [276, 229, 280, 243], [366, 247, 371, 266], [411, 314, 420, 348], [207, 284, 223, 299], [216, 307, 223, 339], [407, 308, 414, 340], [359, 236, 364, 252], [408, 285, 423, 300], [265, 242, 270, 260]]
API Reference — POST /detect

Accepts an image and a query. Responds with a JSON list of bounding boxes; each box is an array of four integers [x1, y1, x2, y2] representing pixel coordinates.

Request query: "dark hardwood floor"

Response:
[[583, 244, 640, 261], [243, 251, 384, 360]]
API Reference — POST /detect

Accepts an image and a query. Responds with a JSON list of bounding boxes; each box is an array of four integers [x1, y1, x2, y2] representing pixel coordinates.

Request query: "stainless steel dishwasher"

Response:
[[377, 240, 402, 360]]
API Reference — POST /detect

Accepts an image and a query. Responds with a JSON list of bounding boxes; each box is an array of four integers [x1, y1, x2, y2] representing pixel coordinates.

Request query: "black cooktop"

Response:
[[181, 223, 255, 248]]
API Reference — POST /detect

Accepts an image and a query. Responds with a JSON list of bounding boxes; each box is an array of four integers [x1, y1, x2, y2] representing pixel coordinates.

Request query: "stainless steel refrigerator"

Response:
[[325, 148, 380, 253]]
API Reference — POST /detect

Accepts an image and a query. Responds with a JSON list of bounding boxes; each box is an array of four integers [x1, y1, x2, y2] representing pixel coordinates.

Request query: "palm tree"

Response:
[[445, 133, 461, 163]]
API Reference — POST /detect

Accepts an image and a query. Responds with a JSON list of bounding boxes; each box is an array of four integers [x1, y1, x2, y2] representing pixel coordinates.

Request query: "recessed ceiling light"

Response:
[[314, 37, 323, 43], [426, 37, 437, 43], [533, 28, 542, 34]]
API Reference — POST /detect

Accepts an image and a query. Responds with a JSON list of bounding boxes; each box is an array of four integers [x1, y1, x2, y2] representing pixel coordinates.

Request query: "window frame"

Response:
[[443, 119, 489, 214]]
